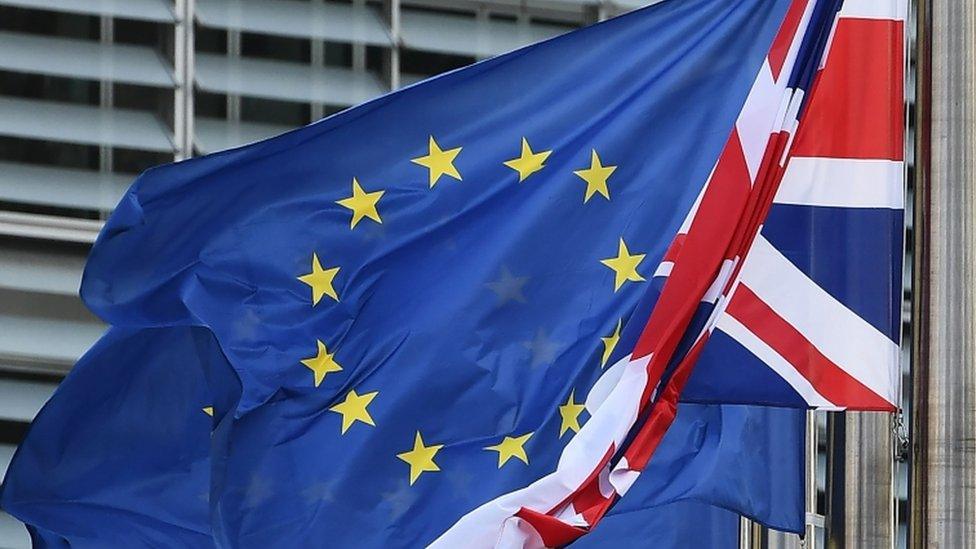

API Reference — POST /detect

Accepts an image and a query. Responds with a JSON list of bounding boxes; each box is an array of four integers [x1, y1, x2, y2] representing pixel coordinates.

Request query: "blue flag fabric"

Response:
[[2, 0, 806, 546], [3, 332, 802, 547], [5, 328, 216, 548], [633, 404, 805, 533], [573, 500, 739, 549]]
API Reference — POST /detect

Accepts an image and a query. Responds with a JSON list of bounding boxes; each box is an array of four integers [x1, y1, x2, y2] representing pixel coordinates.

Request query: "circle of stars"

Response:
[[265, 134, 651, 488]]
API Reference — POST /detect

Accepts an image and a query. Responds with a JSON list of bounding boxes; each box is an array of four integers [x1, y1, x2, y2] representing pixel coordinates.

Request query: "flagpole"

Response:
[[842, 413, 895, 546], [806, 411, 823, 547], [910, 0, 976, 546]]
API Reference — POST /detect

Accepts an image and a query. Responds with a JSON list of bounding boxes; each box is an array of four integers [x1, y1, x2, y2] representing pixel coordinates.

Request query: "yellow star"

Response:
[[600, 238, 646, 292], [484, 432, 533, 467], [503, 138, 551, 182], [336, 178, 384, 229], [297, 253, 340, 305], [329, 389, 378, 434], [202, 406, 214, 417], [558, 391, 585, 438], [574, 149, 617, 202], [601, 319, 622, 368], [412, 135, 462, 188], [397, 431, 443, 485], [300, 340, 343, 387]]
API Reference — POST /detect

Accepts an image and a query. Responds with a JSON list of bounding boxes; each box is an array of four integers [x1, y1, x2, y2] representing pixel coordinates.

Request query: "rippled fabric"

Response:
[[2, 0, 804, 546]]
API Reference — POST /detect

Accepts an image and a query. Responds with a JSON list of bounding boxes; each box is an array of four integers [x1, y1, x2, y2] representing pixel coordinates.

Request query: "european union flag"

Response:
[[2, 0, 806, 546]]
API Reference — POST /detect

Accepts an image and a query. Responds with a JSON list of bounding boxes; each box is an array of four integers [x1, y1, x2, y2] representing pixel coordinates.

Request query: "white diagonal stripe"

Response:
[[736, 60, 779, 182], [737, 235, 899, 405], [653, 261, 673, 278], [716, 312, 838, 409]]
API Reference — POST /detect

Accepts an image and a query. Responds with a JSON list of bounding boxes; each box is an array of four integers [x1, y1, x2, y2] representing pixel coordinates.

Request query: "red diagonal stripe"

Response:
[[768, 0, 810, 80], [726, 284, 895, 411], [633, 129, 752, 364]]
